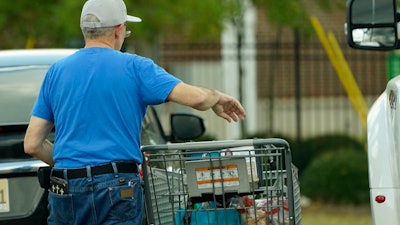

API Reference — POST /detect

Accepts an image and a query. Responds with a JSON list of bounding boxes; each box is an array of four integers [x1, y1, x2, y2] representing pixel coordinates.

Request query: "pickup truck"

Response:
[[347, 0, 400, 224]]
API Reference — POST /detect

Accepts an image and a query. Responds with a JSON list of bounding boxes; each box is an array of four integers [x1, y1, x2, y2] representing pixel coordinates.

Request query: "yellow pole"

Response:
[[310, 16, 368, 130], [25, 36, 35, 49]]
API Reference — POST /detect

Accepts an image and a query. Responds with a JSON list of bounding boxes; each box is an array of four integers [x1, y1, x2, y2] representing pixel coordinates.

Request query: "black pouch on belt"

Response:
[[49, 176, 68, 195], [37, 166, 52, 189]]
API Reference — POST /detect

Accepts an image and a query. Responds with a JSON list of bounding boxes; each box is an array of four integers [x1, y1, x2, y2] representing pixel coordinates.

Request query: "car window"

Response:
[[0, 66, 49, 125]]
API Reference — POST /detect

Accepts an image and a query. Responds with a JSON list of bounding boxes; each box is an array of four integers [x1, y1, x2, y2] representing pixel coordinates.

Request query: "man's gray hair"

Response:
[[81, 14, 115, 39]]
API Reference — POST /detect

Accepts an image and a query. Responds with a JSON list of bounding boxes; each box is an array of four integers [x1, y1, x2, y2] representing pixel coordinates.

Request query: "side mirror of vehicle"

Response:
[[170, 113, 205, 141], [346, 0, 400, 50]]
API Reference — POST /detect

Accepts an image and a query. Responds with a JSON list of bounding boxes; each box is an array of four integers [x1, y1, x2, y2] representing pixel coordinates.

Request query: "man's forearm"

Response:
[[32, 139, 55, 166], [25, 137, 55, 166], [192, 87, 220, 111], [24, 116, 55, 166]]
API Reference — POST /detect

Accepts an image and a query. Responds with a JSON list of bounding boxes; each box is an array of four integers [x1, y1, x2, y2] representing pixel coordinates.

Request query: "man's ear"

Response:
[[115, 24, 124, 39]]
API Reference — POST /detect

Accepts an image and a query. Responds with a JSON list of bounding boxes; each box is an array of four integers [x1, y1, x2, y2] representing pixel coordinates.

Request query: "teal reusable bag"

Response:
[[175, 202, 242, 225]]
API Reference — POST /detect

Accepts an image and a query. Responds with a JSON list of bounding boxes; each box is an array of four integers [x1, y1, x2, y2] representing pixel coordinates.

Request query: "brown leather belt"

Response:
[[52, 162, 138, 179]]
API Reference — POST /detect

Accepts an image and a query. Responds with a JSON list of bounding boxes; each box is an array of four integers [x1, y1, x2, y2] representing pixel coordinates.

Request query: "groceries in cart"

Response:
[[174, 195, 290, 225]]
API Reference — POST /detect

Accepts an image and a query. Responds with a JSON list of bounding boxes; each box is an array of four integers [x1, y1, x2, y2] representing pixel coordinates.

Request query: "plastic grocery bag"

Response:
[[246, 209, 268, 225]]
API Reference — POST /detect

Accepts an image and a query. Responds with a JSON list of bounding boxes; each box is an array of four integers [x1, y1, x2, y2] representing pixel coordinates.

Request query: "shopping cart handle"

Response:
[[140, 138, 290, 153]]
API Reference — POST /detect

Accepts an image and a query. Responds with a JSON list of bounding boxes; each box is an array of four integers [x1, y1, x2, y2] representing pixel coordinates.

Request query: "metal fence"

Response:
[[156, 32, 389, 142]]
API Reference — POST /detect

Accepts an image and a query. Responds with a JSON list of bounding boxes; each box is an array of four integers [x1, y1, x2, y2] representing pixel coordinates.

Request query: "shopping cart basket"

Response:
[[141, 138, 302, 225]]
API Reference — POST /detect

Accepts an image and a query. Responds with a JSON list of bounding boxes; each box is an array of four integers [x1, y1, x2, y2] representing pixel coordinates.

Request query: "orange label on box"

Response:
[[195, 165, 240, 189]]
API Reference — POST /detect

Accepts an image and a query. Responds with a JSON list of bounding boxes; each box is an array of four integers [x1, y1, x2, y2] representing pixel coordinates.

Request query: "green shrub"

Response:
[[292, 134, 366, 176], [300, 148, 369, 204]]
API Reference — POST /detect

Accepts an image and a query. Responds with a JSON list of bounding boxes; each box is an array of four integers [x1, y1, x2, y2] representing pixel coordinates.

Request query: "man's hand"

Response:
[[168, 83, 246, 122], [212, 92, 246, 122]]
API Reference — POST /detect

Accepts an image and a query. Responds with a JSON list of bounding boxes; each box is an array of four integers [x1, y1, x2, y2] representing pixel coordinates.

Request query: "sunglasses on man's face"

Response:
[[124, 24, 132, 38]]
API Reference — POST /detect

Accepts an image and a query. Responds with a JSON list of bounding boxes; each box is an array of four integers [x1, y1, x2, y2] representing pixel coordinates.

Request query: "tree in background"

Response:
[[0, 0, 345, 49], [0, 0, 240, 49], [0, 1, 82, 48]]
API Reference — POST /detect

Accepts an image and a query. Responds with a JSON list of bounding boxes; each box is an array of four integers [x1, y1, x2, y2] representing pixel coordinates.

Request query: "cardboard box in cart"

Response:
[[186, 146, 259, 197]]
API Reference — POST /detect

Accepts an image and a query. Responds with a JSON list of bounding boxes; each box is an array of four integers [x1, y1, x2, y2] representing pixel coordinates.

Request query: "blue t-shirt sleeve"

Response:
[[133, 56, 181, 105], [31, 68, 54, 121]]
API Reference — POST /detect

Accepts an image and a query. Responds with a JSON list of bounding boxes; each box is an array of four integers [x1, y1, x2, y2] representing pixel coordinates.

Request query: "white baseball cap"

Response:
[[81, 0, 142, 28]]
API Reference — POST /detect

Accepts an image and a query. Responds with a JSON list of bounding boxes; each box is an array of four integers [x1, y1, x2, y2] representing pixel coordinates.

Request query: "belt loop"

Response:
[[86, 166, 92, 181], [111, 162, 119, 178], [63, 169, 68, 180]]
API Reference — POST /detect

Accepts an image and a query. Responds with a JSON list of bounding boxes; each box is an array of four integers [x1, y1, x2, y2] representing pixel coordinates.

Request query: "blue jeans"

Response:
[[47, 171, 143, 225]]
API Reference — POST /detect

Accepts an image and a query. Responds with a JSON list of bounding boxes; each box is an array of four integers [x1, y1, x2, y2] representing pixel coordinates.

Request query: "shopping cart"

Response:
[[141, 138, 302, 225]]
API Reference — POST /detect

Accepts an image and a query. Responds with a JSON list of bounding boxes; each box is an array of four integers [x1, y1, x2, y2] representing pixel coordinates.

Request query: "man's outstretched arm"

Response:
[[167, 82, 246, 122]]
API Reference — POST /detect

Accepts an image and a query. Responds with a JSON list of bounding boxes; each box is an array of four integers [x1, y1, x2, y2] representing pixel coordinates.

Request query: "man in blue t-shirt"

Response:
[[24, 0, 246, 224]]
